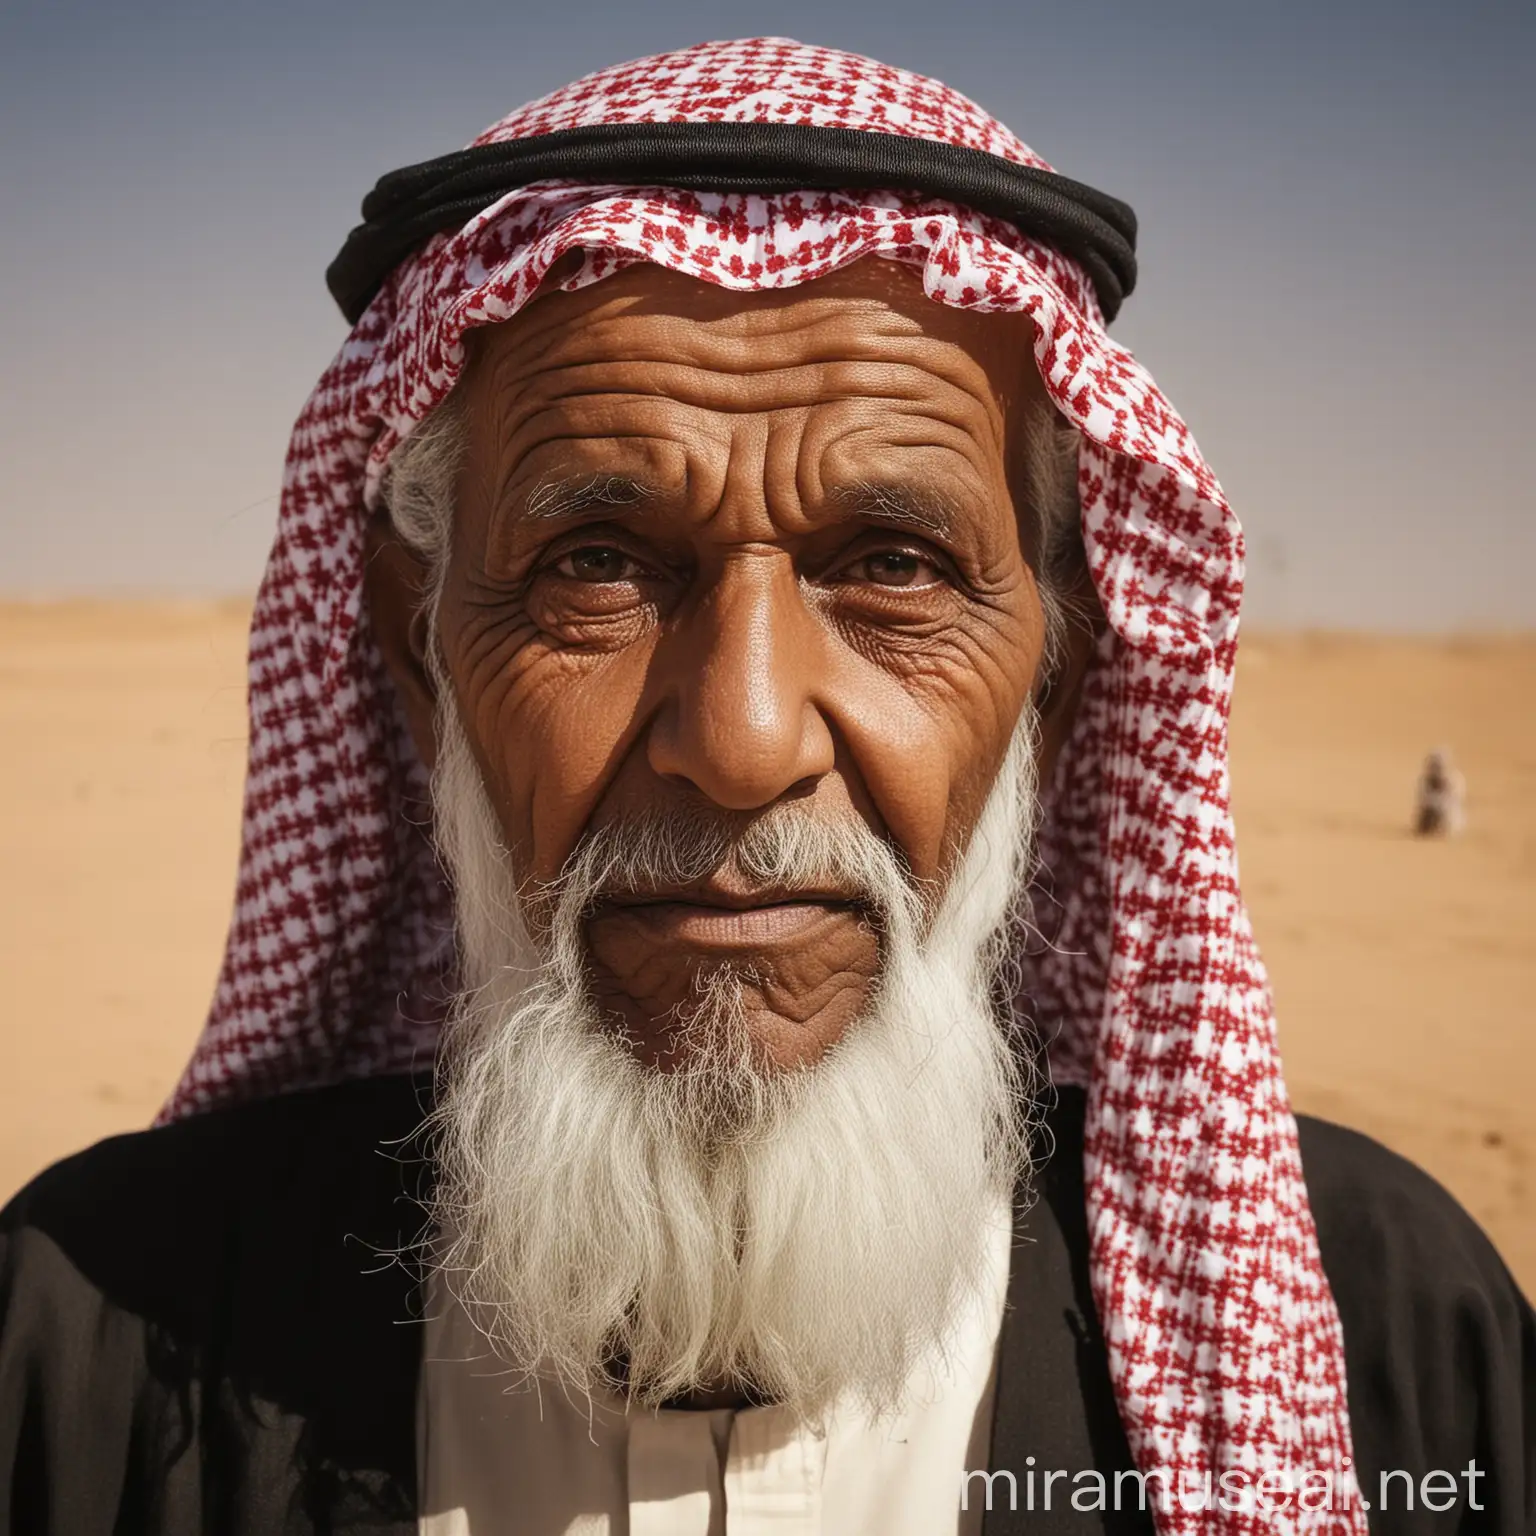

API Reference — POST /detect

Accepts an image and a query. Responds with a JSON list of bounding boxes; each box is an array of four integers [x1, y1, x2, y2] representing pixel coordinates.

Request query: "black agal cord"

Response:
[[327, 121, 1138, 325]]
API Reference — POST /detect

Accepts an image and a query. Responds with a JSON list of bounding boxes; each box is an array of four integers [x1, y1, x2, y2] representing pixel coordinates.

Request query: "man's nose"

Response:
[[646, 552, 835, 811]]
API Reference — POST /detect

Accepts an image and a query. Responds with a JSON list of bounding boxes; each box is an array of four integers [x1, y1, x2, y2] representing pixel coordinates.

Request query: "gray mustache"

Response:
[[547, 803, 917, 915]]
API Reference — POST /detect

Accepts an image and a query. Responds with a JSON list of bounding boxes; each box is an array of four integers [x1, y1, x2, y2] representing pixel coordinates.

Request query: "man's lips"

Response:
[[590, 890, 864, 949]]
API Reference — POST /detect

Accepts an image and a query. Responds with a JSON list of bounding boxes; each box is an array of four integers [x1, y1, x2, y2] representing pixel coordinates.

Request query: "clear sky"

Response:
[[1, 0, 1531, 627]]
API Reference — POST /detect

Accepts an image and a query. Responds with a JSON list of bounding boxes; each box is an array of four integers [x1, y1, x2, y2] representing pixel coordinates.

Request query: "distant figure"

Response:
[[1415, 748, 1467, 836]]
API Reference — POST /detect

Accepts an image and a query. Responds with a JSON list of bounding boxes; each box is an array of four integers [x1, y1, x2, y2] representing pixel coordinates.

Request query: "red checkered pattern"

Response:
[[167, 39, 1364, 1534]]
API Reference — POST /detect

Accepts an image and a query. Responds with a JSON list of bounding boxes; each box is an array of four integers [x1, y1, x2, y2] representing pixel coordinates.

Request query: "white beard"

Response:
[[425, 701, 1042, 1419]]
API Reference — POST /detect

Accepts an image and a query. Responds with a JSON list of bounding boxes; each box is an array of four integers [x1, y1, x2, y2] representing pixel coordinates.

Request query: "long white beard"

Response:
[[425, 702, 1042, 1419]]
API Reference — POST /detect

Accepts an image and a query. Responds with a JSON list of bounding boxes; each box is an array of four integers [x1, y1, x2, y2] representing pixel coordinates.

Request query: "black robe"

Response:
[[0, 1077, 1530, 1534]]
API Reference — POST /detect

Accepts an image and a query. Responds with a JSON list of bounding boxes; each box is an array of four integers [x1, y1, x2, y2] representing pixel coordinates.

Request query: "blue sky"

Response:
[[1, 0, 1531, 626]]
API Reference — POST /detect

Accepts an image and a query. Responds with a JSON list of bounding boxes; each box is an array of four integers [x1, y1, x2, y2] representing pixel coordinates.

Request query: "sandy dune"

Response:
[[1230, 633, 1534, 1291], [1, 603, 1531, 1292]]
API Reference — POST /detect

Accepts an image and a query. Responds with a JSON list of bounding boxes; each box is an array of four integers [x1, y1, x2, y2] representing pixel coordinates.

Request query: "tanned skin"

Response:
[[367, 259, 1096, 1076]]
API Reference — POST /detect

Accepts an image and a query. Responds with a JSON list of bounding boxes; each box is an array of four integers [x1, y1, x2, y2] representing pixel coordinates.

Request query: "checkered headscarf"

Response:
[[169, 39, 1363, 1534]]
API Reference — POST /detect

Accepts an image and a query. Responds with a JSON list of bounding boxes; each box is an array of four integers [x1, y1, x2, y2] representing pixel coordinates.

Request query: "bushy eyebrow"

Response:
[[524, 473, 659, 523], [832, 481, 958, 541]]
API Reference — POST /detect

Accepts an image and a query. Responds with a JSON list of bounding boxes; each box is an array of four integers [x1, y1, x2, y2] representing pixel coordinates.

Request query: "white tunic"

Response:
[[418, 1210, 1012, 1535]]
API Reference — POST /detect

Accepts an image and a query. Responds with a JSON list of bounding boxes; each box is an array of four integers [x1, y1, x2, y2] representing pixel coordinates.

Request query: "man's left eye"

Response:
[[844, 551, 943, 589], [554, 546, 644, 583]]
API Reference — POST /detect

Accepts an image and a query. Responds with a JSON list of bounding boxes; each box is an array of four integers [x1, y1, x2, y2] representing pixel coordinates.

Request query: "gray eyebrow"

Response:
[[833, 481, 958, 540], [524, 473, 659, 523]]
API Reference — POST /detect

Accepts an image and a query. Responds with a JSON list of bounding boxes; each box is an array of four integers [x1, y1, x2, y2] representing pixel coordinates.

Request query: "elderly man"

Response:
[[1, 39, 1530, 1536]]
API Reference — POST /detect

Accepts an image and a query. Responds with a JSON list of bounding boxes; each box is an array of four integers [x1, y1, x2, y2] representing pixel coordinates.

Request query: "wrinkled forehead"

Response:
[[460, 258, 1049, 437], [447, 259, 1057, 543]]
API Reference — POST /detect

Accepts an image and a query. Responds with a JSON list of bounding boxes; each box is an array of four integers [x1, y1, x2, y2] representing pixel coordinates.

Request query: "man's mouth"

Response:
[[592, 885, 866, 950], [577, 874, 887, 1067]]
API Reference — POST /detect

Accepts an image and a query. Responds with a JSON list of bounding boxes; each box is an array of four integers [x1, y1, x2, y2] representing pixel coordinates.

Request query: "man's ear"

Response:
[[1034, 569, 1105, 786], [363, 515, 439, 773]]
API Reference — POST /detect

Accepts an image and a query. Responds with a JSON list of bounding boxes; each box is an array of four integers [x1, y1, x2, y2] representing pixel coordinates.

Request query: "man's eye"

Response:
[[846, 551, 943, 588], [554, 546, 643, 583]]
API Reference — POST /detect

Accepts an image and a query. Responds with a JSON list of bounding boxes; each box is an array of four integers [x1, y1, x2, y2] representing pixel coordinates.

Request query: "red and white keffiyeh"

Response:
[[168, 38, 1363, 1534]]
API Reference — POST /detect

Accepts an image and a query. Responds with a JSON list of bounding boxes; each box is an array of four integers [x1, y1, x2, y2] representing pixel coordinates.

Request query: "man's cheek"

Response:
[[831, 695, 979, 886], [488, 656, 656, 882], [824, 619, 1036, 884]]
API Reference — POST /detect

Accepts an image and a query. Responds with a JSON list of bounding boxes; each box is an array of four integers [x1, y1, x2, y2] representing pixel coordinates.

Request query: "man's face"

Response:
[[405, 260, 1058, 1072]]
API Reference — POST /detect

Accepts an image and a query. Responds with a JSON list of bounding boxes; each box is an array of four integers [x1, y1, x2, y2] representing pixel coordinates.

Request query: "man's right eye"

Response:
[[554, 546, 644, 583]]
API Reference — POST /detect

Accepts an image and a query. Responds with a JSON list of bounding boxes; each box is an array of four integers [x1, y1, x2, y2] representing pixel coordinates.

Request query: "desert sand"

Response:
[[1, 603, 1531, 1292]]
